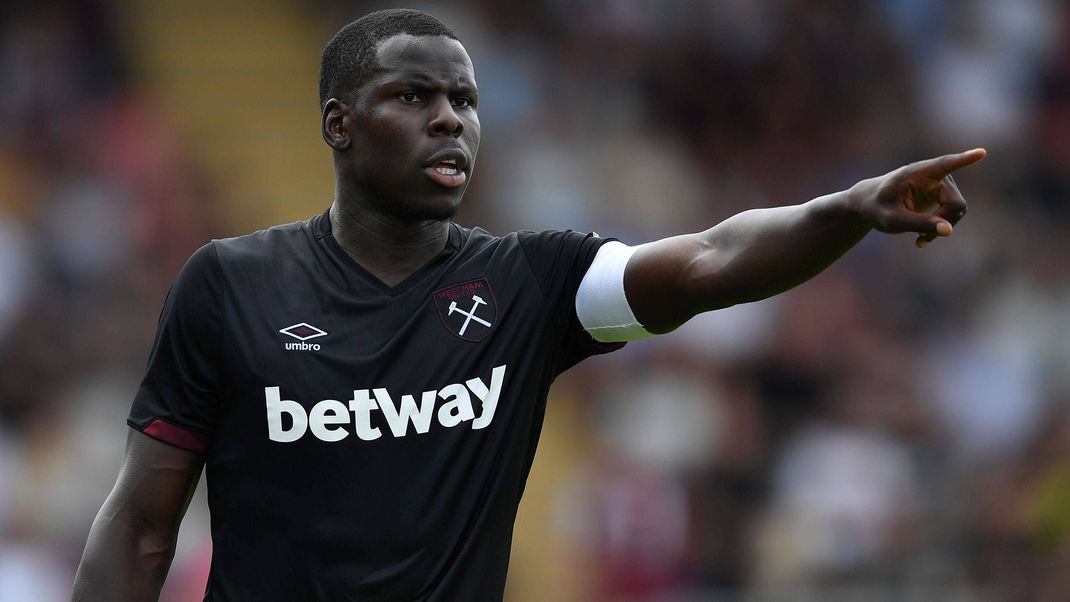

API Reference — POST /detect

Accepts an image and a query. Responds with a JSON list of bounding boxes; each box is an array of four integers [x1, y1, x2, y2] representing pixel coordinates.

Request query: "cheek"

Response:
[[466, 118, 481, 154], [365, 115, 410, 151], [351, 120, 422, 180]]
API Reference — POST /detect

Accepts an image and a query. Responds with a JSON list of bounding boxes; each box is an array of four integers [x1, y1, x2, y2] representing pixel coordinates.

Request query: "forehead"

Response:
[[373, 34, 475, 86]]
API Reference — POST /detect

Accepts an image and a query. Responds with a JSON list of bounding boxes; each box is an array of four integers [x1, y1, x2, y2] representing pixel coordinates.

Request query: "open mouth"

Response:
[[425, 159, 467, 188], [432, 159, 460, 176], [424, 150, 469, 188]]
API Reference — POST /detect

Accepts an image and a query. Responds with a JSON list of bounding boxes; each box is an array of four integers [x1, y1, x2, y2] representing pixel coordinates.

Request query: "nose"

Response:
[[427, 97, 463, 138]]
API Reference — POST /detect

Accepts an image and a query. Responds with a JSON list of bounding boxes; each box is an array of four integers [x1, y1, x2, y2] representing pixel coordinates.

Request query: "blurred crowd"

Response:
[[1, 0, 1069, 600]]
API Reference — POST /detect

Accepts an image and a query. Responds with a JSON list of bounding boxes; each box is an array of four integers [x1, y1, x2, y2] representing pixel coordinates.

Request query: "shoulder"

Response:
[[452, 222, 500, 249], [514, 229, 603, 245], [212, 216, 316, 266], [452, 224, 603, 254], [451, 226, 611, 277], [201, 215, 325, 292], [513, 229, 610, 260], [450, 222, 523, 264]]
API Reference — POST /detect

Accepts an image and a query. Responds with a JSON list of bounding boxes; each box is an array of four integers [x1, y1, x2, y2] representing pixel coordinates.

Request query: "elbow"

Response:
[[683, 243, 740, 314], [135, 524, 178, 574], [642, 264, 734, 335], [627, 235, 739, 333], [73, 509, 178, 601], [101, 499, 180, 565], [105, 502, 181, 573]]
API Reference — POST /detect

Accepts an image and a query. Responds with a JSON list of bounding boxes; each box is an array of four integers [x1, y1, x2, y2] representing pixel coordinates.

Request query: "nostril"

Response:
[[429, 116, 464, 137]]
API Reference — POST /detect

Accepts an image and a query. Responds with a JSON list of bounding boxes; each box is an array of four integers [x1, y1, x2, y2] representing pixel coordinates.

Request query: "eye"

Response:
[[452, 96, 474, 109], [397, 92, 424, 104]]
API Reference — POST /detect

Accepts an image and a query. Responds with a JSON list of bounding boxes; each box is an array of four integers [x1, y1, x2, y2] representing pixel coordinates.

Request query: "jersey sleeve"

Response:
[[517, 230, 625, 374], [127, 242, 224, 453]]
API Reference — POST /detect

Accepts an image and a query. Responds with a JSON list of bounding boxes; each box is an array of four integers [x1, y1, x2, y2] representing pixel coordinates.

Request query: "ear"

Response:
[[322, 98, 351, 151]]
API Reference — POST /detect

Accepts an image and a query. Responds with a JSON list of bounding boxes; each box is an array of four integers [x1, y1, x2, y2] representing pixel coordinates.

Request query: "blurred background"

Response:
[[1, 0, 1068, 599]]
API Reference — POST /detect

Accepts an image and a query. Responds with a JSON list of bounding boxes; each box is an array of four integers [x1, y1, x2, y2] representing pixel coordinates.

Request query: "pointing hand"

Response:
[[847, 148, 987, 248]]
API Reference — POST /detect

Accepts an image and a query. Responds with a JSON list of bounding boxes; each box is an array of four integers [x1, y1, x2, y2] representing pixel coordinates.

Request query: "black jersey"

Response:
[[127, 209, 622, 601]]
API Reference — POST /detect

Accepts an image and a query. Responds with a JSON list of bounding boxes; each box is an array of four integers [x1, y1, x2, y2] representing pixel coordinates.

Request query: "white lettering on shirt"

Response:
[[266, 364, 507, 443]]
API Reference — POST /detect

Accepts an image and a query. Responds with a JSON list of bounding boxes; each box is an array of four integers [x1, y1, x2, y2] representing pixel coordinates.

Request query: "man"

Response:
[[72, 8, 984, 601]]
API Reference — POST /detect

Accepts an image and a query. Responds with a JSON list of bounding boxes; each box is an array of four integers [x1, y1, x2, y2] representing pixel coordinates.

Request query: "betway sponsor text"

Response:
[[265, 365, 507, 442]]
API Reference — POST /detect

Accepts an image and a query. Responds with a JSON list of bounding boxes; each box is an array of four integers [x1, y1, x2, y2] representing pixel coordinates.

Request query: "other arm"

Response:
[[72, 429, 204, 602], [624, 149, 986, 333]]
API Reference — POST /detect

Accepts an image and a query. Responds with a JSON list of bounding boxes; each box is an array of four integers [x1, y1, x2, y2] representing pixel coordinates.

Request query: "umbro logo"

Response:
[[279, 322, 327, 351]]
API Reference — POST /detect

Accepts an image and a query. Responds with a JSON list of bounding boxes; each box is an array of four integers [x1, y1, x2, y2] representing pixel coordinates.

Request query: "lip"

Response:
[[423, 148, 469, 189], [424, 166, 467, 188], [423, 148, 469, 171]]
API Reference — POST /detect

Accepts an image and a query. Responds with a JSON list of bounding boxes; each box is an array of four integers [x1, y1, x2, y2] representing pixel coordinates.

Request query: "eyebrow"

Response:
[[387, 76, 478, 95]]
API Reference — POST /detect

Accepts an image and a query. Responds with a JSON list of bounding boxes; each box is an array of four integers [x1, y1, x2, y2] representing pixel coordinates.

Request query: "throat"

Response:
[[355, 254, 438, 288], [328, 202, 451, 288]]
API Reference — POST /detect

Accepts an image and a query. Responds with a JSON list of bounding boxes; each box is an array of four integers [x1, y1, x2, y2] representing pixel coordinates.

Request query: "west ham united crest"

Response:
[[432, 277, 497, 342]]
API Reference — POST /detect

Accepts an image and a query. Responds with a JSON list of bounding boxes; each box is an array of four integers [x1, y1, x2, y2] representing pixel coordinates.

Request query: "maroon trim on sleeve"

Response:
[[142, 419, 209, 453]]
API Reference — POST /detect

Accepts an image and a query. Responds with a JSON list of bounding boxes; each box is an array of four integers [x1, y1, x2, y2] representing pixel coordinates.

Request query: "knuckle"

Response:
[[874, 212, 896, 232]]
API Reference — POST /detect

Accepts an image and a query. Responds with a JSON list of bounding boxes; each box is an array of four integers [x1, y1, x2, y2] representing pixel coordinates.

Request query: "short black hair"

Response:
[[318, 9, 459, 110]]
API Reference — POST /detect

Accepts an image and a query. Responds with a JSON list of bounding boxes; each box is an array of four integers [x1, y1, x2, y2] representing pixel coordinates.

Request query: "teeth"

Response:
[[442, 159, 457, 166], [434, 165, 458, 175]]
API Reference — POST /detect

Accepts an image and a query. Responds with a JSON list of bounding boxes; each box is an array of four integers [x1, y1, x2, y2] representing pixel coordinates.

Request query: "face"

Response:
[[327, 34, 480, 221]]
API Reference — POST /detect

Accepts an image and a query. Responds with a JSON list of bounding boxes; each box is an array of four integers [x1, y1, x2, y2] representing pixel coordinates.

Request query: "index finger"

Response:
[[912, 148, 987, 179]]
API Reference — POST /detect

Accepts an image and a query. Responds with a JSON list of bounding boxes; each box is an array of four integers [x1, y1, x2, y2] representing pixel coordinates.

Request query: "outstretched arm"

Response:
[[72, 429, 204, 602], [624, 149, 986, 333]]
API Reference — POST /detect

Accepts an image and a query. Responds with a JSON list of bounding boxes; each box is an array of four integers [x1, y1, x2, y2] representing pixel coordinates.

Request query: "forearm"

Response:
[[72, 498, 177, 601], [693, 190, 871, 307], [625, 150, 982, 334], [626, 191, 871, 333]]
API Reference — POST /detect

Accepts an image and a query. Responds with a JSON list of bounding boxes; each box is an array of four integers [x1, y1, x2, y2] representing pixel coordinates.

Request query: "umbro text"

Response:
[[265, 365, 507, 443], [284, 342, 321, 351]]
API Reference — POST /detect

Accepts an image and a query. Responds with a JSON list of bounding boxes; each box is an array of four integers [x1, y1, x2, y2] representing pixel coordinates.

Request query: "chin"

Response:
[[424, 204, 459, 221], [397, 195, 461, 221]]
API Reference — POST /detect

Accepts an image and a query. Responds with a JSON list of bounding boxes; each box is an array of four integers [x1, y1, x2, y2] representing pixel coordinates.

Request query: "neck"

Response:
[[329, 196, 450, 288]]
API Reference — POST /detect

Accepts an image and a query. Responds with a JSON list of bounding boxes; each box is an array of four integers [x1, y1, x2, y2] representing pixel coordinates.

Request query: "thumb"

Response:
[[880, 211, 953, 238]]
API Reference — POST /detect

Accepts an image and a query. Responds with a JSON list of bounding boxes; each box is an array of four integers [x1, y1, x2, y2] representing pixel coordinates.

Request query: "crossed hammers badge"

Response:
[[448, 295, 492, 336], [432, 278, 497, 341]]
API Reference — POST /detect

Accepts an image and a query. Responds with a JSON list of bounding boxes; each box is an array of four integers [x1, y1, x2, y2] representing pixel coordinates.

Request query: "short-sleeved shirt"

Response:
[[127, 209, 622, 601]]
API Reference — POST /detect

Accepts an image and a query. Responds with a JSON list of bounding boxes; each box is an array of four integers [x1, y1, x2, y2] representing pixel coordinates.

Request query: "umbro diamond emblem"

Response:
[[279, 322, 327, 351]]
